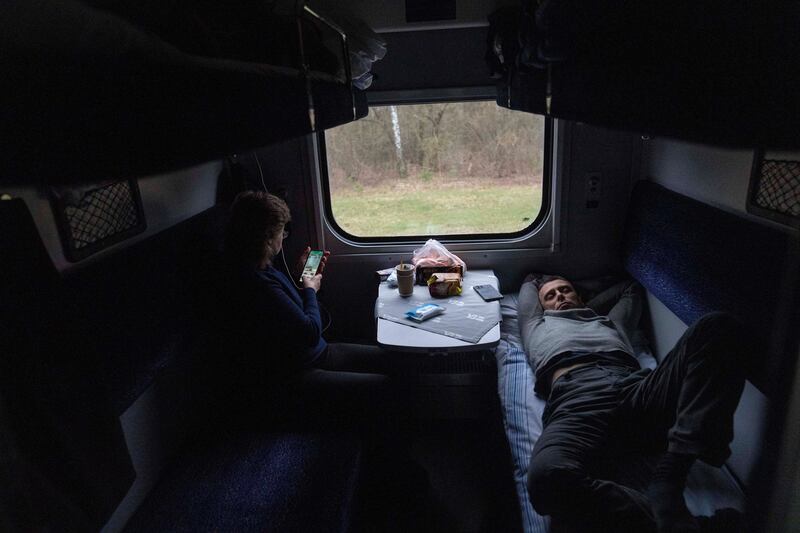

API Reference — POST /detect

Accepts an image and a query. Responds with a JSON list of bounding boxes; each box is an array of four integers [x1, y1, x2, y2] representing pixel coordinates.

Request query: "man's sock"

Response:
[[647, 452, 698, 532]]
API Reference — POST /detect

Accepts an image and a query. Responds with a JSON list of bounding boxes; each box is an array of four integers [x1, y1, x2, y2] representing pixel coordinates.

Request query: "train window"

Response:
[[320, 101, 548, 240]]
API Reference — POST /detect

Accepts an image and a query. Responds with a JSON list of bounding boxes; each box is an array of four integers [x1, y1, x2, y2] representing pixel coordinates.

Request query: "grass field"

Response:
[[330, 180, 543, 236]]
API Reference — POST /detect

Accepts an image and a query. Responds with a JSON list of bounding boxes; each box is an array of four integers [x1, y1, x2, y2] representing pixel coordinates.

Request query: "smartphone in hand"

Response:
[[299, 250, 324, 281]]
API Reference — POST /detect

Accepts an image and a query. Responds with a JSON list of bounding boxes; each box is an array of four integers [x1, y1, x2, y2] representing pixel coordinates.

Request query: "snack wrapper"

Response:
[[427, 272, 463, 298], [405, 303, 445, 322]]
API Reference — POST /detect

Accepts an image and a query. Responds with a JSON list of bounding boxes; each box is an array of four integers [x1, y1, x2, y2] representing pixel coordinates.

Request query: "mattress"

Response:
[[494, 293, 745, 533]]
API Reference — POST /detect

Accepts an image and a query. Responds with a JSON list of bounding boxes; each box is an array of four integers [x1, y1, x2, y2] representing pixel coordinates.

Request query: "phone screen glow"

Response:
[[301, 251, 323, 279]]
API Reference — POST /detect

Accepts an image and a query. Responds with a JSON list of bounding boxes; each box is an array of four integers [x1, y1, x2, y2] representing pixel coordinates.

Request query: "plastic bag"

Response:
[[411, 239, 467, 272], [312, 4, 387, 89], [386, 268, 398, 288]]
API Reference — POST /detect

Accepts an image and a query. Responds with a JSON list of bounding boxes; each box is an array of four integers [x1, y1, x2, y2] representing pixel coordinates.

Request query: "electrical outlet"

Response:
[[585, 172, 602, 208]]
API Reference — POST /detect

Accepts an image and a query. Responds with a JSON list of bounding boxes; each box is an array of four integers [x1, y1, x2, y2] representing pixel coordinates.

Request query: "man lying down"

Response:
[[518, 275, 748, 533]]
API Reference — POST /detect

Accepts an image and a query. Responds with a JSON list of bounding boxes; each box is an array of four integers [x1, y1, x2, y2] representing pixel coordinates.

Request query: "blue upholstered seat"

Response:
[[125, 429, 362, 533], [623, 181, 797, 393]]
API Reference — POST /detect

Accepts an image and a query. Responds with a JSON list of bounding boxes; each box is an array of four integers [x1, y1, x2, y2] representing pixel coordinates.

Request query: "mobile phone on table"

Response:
[[299, 250, 324, 281], [473, 284, 503, 302]]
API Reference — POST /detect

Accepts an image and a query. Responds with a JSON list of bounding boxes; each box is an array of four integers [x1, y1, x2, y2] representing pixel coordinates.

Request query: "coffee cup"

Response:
[[396, 264, 415, 297]]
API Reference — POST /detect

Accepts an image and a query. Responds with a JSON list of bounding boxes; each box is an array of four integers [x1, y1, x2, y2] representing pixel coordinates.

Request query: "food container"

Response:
[[415, 265, 464, 286], [395, 263, 415, 297], [427, 272, 463, 298]]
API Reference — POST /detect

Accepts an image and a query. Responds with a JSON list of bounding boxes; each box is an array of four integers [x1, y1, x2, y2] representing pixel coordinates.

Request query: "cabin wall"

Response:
[[3, 163, 221, 532], [311, 0, 517, 32], [643, 139, 755, 214], [641, 138, 784, 486], [3, 162, 221, 273], [556, 123, 640, 279]]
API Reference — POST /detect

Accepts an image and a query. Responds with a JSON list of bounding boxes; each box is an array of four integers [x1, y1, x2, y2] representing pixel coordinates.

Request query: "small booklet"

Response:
[[405, 303, 445, 322]]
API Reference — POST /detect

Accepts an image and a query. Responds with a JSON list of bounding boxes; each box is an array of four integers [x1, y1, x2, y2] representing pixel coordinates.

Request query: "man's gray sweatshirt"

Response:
[[518, 279, 643, 395]]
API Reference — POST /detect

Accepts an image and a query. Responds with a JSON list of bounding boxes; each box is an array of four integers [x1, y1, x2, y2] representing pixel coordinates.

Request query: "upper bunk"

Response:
[[0, 0, 379, 185], [488, 2, 800, 150], [3, 0, 799, 188]]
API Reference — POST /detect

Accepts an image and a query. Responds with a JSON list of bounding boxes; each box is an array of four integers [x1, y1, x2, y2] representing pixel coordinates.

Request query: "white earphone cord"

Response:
[[260, 159, 330, 333], [279, 249, 331, 333]]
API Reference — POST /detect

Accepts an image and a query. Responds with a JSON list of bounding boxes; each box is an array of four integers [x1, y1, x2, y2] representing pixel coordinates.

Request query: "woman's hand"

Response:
[[296, 247, 330, 293], [302, 273, 322, 293], [296, 247, 331, 278], [320, 250, 330, 273]]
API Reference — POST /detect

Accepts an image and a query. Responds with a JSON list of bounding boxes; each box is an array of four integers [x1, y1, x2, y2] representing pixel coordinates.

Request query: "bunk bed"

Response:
[[494, 182, 798, 532], [495, 291, 744, 533], [0, 0, 379, 184], [487, 2, 800, 149]]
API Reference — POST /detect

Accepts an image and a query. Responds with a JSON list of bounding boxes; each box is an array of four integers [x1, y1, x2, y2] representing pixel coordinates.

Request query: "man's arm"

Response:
[[589, 280, 643, 343], [518, 276, 544, 323], [518, 276, 545, 355]]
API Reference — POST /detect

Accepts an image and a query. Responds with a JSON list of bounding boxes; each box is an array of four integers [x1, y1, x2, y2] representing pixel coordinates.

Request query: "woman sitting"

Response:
[[219, 190, 394, 425]]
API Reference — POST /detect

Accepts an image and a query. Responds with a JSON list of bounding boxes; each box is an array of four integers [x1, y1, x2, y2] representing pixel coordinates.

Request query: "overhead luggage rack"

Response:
[[487, 3, 800, 149], [0, 0, 372, 185], [295, 2, 361, 132]]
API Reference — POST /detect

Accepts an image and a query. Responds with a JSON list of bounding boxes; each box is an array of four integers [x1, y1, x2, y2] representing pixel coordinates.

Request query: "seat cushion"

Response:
[[125, 429, 361, 533]]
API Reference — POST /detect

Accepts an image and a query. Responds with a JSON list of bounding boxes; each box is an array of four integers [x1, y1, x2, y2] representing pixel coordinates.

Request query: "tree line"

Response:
[[325, 101, 546, 188]]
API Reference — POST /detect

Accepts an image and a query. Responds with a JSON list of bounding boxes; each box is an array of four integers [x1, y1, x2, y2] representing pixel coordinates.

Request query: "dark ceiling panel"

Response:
[[405, 0, 457, 23], [370, 27, 491, 91]]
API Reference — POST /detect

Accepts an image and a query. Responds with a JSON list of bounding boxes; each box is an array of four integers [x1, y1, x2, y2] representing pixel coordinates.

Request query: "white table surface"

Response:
[[375, 269, 501, 353]]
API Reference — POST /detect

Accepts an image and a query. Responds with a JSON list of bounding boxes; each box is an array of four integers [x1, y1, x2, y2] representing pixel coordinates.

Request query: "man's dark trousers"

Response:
[[526, 312, 748, 532]]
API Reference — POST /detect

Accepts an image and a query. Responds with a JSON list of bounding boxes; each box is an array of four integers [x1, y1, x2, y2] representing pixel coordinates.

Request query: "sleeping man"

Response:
[[518, 275, 748, 533]]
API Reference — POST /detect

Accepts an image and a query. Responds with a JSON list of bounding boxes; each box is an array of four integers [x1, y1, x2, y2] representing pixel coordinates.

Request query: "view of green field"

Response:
[[325, 101, 545, 237], [331, 179, 542, 236]]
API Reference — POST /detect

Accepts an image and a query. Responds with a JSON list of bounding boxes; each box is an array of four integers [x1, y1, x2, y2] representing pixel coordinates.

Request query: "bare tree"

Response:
[[326, 100, 545, 187]]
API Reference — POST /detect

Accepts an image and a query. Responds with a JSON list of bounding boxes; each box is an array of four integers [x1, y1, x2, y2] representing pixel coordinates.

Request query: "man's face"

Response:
[[538, 279, 583, 311]]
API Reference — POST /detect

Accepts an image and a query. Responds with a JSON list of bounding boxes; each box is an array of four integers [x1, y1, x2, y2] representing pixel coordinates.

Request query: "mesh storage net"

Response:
[[754, 159, 800, 217], [56, 180, 144, 259]]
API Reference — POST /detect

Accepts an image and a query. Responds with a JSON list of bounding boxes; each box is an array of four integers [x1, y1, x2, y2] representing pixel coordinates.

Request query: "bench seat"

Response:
[[125, 429, 362, 533], [494, 291, 744, 533], [0, 199, 364, 532]]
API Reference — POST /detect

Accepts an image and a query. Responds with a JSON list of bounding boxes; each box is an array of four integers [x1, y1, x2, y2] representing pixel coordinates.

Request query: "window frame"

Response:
[[316, 96, 554, 244]]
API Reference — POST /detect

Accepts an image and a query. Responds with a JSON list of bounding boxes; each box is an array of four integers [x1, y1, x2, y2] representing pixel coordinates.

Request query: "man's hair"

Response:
[[225, 190, 291, 265], [538, 274, 568, 287], [526, 273, 569, 288]]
